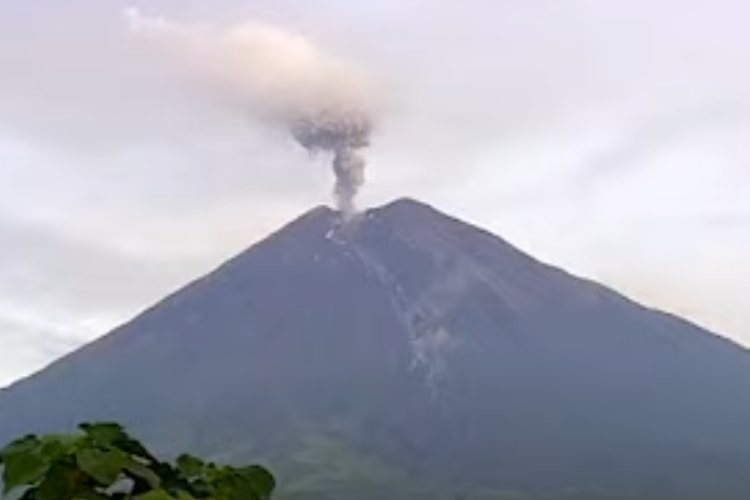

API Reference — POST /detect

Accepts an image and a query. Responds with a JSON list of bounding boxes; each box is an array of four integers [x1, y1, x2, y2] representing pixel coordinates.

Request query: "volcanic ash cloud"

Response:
[[125, 7, 378, 217]]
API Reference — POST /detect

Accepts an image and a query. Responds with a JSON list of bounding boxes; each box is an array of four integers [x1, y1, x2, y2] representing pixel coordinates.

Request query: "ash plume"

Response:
[[125, 8, 377, 217], [289, 108, 371, 217]]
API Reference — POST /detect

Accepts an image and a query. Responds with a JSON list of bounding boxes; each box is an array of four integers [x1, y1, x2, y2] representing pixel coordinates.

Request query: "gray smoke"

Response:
[[125, 8, 378, 216], [289, 108, 372, 216]]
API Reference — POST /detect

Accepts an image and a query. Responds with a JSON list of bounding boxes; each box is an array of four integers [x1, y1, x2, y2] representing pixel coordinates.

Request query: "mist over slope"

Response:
[[1, 198, 750, 499]]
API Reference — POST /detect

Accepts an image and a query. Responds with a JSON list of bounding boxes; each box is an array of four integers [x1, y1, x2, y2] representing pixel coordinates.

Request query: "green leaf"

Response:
[[108, 431, 158, 465], [124, 459, 162, 489], [75, 491, 111, 500], [136, 489, 177, 500], [1, 437, 48, 494], [209, 466, 275, 500], [176, 455, 204, 478], [175, 491, 199, 500], [75, 448, 127, 486], [35, 462, 89, 500], [149, 461, 180, 490], [238, 466, 276, 499], [80, 422, 143, 459], [2, 422, 275, 500], [79, 423, 127, 447], [213, 473, 254, 500], [38, 435, 77, 462], [1, 435, 39, 462], [185, 478, 213, 499]]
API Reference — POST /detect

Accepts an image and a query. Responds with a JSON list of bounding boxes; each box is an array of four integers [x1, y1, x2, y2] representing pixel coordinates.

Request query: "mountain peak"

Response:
[[279, 198, 442, 237], [374, 197, 438, 216], [364, 198, 458, 237], [255, 198, 462, 261], [2, 198, 750, 499], [238, 198, 600, 321]]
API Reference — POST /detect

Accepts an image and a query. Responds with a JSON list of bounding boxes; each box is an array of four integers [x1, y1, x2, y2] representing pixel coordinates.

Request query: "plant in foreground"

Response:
[[0, 422, 275, 500]]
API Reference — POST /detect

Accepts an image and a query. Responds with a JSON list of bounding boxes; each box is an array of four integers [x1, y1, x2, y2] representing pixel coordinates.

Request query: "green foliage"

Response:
[[0, 423, 275, 500]]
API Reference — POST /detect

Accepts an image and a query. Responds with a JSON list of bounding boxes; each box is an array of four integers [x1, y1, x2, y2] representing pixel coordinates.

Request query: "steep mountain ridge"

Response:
[[1, 198, 749, 499]]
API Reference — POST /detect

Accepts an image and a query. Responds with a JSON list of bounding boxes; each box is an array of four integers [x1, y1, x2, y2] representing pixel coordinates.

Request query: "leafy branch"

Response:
[[0, 422, 275, 500]]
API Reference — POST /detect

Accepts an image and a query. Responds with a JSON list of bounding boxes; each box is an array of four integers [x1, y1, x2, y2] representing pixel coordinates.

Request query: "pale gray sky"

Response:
[[1, 0, 749, 386]]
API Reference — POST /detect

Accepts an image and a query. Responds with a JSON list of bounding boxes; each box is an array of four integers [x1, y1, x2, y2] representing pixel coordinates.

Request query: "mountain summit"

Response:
[[1, 198, 750, 499]]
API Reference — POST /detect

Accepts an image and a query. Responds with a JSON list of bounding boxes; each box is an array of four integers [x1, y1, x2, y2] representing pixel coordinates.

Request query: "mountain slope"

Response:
[[1, 198, 750, 499]]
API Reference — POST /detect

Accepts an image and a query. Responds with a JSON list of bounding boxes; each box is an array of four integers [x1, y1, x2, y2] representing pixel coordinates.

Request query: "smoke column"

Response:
[[289, 108, 371, 216], [125, 8, 377, 217]]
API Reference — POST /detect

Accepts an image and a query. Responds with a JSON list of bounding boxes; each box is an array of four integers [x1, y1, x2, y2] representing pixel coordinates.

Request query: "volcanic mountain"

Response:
[[1, 199, 750, 499]]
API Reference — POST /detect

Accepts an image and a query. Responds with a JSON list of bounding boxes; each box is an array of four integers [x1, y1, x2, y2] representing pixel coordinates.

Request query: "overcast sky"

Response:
[[1, 0, 749, 387]]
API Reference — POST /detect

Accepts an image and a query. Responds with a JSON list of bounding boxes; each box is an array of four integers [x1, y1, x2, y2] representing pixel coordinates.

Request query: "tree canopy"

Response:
[[0, 422, 275, 500]]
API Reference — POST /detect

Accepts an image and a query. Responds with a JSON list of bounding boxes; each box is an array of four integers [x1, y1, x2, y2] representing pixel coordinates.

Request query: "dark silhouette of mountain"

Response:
[[1, 198, 750, 499]]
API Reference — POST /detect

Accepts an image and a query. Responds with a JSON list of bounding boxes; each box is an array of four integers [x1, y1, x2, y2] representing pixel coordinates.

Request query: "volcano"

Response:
[[1, 199, 750, 499]]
